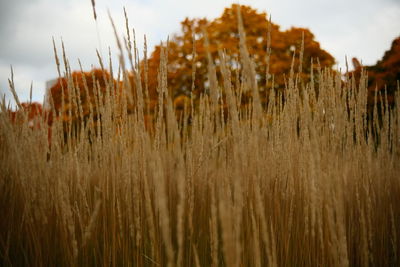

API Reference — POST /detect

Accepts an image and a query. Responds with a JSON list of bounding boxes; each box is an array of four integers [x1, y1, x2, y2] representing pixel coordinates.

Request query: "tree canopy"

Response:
[[49, 69, 117, 122], [351, 36, 400, 108], [145, 4, 335, 101]]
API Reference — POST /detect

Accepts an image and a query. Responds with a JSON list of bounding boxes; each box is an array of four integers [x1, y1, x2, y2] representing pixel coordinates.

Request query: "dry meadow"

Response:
[[1, 7, 399, 267]]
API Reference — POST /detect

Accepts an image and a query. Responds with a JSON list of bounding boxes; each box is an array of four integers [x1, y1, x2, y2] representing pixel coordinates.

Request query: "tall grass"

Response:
[[1, 7, 399, 267]]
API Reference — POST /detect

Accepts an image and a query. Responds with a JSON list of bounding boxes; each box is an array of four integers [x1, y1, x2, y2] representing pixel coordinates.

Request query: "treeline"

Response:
[[5, 5, 399, 138]]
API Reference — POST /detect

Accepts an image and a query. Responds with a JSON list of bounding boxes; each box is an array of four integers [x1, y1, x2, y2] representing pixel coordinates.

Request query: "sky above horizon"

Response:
[[1, 0, 399, 107]]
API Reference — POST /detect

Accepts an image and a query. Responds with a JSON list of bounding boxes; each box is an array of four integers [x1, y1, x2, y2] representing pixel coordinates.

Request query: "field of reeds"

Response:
[[1, 8, 400, 267]]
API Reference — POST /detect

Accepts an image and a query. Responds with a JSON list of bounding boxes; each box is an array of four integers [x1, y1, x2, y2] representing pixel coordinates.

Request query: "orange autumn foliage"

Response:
[[8, 102, 53, 145], [145, 4, 335, 101], [49, 69, 122, 122], [48, 69, 158, 134], [9, 102, 44, 128]]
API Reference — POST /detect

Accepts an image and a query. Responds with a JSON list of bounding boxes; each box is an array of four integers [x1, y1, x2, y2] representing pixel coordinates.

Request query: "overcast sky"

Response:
[[1, 0, 399, 107]]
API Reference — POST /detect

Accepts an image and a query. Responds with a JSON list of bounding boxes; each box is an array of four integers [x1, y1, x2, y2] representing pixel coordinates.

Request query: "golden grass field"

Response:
[[1, 6, 399, 267]]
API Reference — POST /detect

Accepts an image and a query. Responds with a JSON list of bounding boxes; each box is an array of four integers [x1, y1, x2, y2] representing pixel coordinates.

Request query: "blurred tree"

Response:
[[9, 102, 44, 129], [48, 69, 135, 140], [8, 102, 53, 145], [145, 4, 335, 102], [351, 36, 399, 109], [48, 69, 156, 136], [49, 69, 120, 123]]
